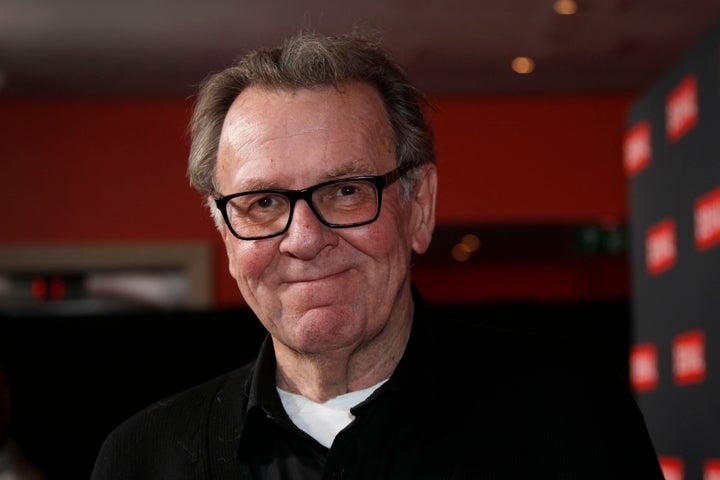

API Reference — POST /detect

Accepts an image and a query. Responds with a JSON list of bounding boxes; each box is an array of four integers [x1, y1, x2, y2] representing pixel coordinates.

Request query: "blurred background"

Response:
[[1, 1, 720, 478]]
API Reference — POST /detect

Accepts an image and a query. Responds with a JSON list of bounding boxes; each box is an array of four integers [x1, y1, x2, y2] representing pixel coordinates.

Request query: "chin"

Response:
[[289, 306, 365, 349]]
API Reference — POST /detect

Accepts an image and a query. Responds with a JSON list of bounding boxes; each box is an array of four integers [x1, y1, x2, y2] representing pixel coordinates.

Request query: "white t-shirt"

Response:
[[277, 379, 388, 448]]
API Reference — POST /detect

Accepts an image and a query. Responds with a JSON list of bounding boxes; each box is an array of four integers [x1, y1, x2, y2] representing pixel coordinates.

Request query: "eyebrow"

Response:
[[233, 160, 377, 193], [324, 160, 375, 179]]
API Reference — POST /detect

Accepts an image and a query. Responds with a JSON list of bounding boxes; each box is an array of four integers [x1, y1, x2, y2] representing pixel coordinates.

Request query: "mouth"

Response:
[[284, 269, 350, 285]]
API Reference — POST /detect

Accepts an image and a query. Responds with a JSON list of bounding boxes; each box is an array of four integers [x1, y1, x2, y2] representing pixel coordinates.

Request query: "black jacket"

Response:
[[90, 291, 663, 479]]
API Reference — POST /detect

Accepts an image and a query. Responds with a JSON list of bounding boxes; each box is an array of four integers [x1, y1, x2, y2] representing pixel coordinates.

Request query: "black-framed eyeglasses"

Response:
[[214, 162, 417, 240]]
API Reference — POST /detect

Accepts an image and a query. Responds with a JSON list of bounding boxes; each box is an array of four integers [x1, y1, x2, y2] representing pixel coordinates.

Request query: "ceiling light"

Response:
[[460, 234, 480, 252], [554, 0, 578, 15], [451, 244, 471, 262], [511, 57, 535, 74], [451, 234, 481, 262]]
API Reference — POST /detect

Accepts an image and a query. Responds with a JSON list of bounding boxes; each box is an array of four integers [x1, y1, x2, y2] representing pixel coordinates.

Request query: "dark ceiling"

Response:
[[1, 0, 719, 98]]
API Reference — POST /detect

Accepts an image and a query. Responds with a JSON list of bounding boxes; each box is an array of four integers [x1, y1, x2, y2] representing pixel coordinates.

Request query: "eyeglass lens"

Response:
[[225, 178, 380, 239]]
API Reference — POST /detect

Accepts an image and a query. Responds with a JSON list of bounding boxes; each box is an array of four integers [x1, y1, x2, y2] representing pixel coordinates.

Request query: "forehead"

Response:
[[216, 83, 395, 191]]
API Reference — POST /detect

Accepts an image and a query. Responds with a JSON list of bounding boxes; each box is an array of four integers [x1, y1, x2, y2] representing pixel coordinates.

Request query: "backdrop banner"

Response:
[[625, 20, 720, 480]]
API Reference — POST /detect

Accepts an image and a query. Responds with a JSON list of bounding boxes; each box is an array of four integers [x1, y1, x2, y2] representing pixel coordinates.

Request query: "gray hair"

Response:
[[187, 30, 435, 223]]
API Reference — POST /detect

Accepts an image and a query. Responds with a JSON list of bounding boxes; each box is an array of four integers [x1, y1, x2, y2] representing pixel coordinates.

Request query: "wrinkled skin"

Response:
[[214, 83, 437, 401]]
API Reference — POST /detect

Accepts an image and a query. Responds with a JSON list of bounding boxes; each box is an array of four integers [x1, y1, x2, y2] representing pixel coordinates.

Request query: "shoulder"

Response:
[[419, 305, 662, 476], [127, 365, 251, 431], [90, 364, 254, 480], [421, 303, 636, 411], [425, 303, 609, 371]]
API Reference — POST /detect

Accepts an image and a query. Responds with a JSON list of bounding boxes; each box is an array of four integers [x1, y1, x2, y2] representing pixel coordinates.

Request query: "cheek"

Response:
[[353, 204, 414, 261], [222, 233, 274, 285]]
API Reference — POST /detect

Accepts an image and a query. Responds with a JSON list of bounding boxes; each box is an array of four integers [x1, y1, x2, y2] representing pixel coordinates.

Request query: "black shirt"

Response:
[[91, 288, 664, 479]]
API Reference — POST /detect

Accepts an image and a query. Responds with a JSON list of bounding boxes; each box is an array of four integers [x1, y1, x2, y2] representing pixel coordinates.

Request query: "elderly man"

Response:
[[91, 31, 663, 479]]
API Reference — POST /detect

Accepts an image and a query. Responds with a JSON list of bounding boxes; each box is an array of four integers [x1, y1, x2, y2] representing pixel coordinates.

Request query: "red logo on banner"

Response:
[[659, 456, 684, 480], [623, 121, 652, 176], [629, 343, 658, 391], [646, 218, 677, 276], [705, 459, 720, 480], [672, 330, 706, 386], [666, 75, 698, 142], [695, 186, 720, 251]]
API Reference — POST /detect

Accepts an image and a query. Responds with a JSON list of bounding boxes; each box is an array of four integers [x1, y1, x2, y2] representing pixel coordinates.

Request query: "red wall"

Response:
[[0, 94, 636, 307], [433, 95, 632, 224]]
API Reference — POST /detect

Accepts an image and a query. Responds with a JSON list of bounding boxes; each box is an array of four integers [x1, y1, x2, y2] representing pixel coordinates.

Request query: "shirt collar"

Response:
[[237, 284, 442, 449]]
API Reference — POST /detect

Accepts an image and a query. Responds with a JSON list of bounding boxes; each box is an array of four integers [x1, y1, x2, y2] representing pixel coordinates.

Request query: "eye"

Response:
[[227, 193, 288, 223], [315, 180, 377, 211], [337, 183, 362, 197], [332, 180, 377, 199], [252, 195, 280, 209], [245, 194, 288, 217]]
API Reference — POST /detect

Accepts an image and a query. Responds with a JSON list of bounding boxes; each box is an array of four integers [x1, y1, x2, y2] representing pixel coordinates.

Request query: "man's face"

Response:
[[214, 83, 435, 356]]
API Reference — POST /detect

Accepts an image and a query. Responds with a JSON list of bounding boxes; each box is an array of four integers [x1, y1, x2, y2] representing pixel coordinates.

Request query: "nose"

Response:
[[278, 199, 337, 258]]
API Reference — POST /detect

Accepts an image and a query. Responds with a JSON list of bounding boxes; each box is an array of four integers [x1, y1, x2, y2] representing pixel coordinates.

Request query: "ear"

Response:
[[409, 163, 437, 255]]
